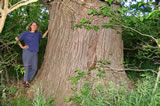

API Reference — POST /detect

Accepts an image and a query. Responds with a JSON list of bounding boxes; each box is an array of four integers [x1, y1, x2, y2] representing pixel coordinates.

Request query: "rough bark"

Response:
[[33, 0, 132, 105]]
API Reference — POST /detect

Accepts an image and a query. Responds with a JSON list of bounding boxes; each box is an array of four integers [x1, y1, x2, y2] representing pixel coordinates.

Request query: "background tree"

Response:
[[0, 0, 38, 33]]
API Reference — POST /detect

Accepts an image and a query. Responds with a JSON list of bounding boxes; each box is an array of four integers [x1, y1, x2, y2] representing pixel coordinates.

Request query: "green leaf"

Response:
[[100, 4, 106, 9], [140, 74, 147, 77], [80, 18, 87, 24], [72, 25, 75, 29], [138, 2, 142, 7], [93, 10, 99, 15], [80, 18, 91, 24], [120, 61, 125, 65], [64, 98, 72, 102], [10, 41, 17, 44], [74, 24, 83, 28], [97, 59, 103, 63], [158, 39, 160, 44], [88, 9, 94, 15], [84, 25, 92, 30], [102, 23, 114, 29], [75, 69, 82, 73], [93, 26, 100, 31], [0, 66, 3, 70], [71, 87, 77, 91], [88, 67, 96, 71], [118, 8, 124, 14], [117, 31, 121, 34], [145, 10, 158, 19], [20, 67, 26, 74], [140, 17, 144, 22], [106, 0, 112, 5], [71, 77, 80, 84]]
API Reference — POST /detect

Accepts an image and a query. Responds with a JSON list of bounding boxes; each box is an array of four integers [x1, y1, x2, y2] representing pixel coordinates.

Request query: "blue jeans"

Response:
[[22, 49, 38, 82]]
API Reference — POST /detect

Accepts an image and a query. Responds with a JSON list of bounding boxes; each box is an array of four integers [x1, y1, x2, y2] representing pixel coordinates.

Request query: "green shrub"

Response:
[[32, 85, 54, 106], [66, 69, 160, 106], [1, 85, 54, 106]]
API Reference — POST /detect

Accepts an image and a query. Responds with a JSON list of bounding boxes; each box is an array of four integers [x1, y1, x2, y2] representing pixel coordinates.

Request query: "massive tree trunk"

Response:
[[33, 0, 132, 105]]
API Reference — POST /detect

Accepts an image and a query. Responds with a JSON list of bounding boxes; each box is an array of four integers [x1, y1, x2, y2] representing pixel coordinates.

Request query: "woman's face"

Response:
[[31, 22, 37, 32]]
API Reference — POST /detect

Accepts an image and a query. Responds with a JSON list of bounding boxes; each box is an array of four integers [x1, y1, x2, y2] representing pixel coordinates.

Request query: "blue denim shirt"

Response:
[[17, 31, 42, 52]]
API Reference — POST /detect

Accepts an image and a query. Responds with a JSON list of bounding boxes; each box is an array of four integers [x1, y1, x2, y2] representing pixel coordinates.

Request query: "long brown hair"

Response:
[[27, 21, 39, 32]]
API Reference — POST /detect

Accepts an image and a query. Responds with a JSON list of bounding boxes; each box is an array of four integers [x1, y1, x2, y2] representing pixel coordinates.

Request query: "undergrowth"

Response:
[[65, 60, 160, 106], [0, 84, 54, 106]]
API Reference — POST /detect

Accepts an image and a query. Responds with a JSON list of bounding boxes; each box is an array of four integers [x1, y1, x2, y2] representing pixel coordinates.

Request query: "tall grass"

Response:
[[32, 84, 54, 106], [0, 84, 54, 106], [66, 73, 160, 106]]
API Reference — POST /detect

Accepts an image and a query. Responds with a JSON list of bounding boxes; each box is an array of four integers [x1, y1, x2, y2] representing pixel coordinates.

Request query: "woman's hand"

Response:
[[42, 25, 50, 38], [48, 25, 50, 31], [21, 45, 29, 49]]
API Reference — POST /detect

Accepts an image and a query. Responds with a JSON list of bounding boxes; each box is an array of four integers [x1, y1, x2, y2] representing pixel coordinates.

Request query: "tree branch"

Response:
[[105, 66, 157, 74], [8, 0, 38, 13], [96, 63, 158, 74], [0, 0, 3, 13], [0, 0, 38, 33], [122, 25, 160, 47], [0, 8, 2, 13], [122, 25, 156, 41], [4, 0, 9, 9], [0, 0, 3, 9], [152, 67, 160, 94]]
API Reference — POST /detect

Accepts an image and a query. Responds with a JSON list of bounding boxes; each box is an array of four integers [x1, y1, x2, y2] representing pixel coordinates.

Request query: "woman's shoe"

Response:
[[23, 81, 30, 88]]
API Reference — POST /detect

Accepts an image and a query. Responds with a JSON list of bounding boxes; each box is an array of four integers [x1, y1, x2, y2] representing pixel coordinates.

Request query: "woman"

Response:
[[15, 21, 49, 87]]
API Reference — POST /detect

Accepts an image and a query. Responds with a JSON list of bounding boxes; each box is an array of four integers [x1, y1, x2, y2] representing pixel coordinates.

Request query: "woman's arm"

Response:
[[15, 37, 28, 49], [42, 26, 50, 38]]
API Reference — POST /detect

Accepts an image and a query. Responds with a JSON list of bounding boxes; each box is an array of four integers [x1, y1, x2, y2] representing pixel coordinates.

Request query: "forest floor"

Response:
[[5, 80, 35, 101]]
